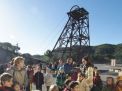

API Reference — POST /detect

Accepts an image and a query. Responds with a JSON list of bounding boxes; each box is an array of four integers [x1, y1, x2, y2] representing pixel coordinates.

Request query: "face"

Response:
[[82, 59, 87, 65], [14, 84, 21, 91], [18, 60, 24, 68], [69, 59, 73, 64], [3, 78, 13, 87], [107, 78, 113, 85], [79, 75, 84, 81], [94, 67, 97, 70], [59, 60, 63, 64], [68, 76, 72, 80], [118, 80, 122, 87], [71, 85, 79, 91]]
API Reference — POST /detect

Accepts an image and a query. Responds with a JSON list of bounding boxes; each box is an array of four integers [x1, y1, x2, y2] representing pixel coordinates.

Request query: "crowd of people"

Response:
[[0, 56, 122, 91]]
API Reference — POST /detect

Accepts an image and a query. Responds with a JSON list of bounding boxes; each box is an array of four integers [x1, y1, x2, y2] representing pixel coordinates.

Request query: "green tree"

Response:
[[44, 50, 53, 62], [114, 44, 122, 63]]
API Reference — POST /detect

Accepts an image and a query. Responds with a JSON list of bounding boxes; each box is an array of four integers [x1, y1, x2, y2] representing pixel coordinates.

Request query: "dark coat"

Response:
[[0, 86, 15, 91], [34, 71, 44, 90]]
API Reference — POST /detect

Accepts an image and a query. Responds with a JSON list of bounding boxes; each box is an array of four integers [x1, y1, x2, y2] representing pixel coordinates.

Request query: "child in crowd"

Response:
[[63, 79, 72, 91], [91, 67, 102, 91], [56, 67, 66, 91], [12, 82, 21, 91], [66, 74, 72, 81], [69, 81, 79, 91], [77, 72, 89, 91], [26, 65, 34, 91], [45, 67, 54, 91], [6, 56, 28, 91], [102, 77, 115, 91], [0, 73, 14, 91], [115, 76, 122, 91], [34, 66, 44, 91], [63, 74, 72, 91]]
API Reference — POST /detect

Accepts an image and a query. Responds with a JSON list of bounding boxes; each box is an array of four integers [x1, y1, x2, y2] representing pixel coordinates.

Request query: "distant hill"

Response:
[[91, 44, 122, 63], [0, 42, 45, 65], [51, 43, 122, 63], [0, 42, 122, 64], [0, 42, 20, 64]]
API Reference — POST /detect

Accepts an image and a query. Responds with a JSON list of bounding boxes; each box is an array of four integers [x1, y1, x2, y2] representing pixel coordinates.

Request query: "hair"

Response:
[[94, 66, 98, 69], [13, 56, 25, 66], [64, 79, 72, 87], [107, 77, 114, 81], [27, 65, 33, 70], [67, 58, 73, 63], [106, 77, 114, 85], [78, 72, 85, 77], [82, 56, 93, 67], [49, 84, 59, 91], [69, 81, 79, 89], [0, 73, 13, 85], [59, 59, 63, 63], [66, 74, 72, 79]]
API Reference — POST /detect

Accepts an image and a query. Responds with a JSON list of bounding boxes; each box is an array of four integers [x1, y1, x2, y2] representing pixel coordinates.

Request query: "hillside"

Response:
[[91, 44, 122, 63], [0, 42, 122, 64], [0, 42, 45, 64], [51, 44, 122, 63]]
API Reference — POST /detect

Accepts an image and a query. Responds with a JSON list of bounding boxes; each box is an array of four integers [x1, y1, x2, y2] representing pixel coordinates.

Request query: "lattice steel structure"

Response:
[[52, 5, 90, 61]]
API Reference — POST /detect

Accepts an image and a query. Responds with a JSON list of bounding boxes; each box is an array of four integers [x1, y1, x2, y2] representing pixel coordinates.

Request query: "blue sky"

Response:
[[0, 0, 122, 55]]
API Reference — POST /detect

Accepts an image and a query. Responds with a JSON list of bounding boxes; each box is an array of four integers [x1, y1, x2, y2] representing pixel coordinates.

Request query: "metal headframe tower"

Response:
[[52, 5, 90, 61]]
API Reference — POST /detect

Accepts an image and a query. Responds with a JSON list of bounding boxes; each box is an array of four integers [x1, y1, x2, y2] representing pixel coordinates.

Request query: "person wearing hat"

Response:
[[115, 76, 122, 91]]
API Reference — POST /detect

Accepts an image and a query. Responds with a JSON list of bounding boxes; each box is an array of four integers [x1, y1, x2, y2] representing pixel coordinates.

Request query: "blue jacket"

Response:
[[64, 63, 73, 74]]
